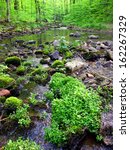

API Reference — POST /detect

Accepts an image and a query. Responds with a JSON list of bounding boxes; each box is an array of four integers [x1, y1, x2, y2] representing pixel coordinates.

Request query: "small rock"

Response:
[[0, 89, 10, 96], [69, 32, 81, 37], [65, 59, 85, 72], [50, 50, 60, 60], [88, 35, 99, 39], [87, 73, 94, 78], [15, 40, 24, 44], [106, 50, 113, 60], [53, 40, 60, 47], [88, 46, 97, 52]]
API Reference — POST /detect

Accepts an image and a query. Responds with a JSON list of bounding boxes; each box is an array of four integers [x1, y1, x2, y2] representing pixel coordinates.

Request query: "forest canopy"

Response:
[[0, 0, 112, 29]]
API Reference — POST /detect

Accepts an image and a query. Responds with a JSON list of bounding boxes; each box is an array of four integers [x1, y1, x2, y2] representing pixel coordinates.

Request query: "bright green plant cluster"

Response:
[[0, 74, 15, 88], [9, 104, 31, 127], [4, 137, 41, 150], [51, 60, 64, 68], [5, 56, 21, 67], [29, 93, 38, 105], [16, 65, 26, 75], [45, 73, 101, 146], [5, 97, 23, 109]]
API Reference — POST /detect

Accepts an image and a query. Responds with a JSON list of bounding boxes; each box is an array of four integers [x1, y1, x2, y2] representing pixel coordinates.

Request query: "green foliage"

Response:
[[64, 51, 73, 58], [44, 91, 54, 101], [4, 137, 41, 150], [5, 97, 22, 109], [9, 104, 31, 127], [96, 134, 103, 141], [0, 74, 15, 88], [51, 60, 64, 68], [30, 65, 48, 84], [29, 93, 37, 105], [45, 73, 101, 146], [0, 96, 6, 103], [5, 56, 21, 67]]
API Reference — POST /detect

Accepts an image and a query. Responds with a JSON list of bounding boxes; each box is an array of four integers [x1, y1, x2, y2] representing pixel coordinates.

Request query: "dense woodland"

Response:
[[0, 0, 112, 30]]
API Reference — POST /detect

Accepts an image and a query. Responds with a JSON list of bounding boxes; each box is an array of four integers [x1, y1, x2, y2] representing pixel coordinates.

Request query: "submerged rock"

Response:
[[69, 32, 81, 37], [26, 40, 36, 45], [65, 59, 85, 72]]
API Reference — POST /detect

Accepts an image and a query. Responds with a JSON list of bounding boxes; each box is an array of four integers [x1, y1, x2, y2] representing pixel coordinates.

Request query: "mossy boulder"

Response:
[[51, 60, 64, 68], [5, 96, 23, 109], [16, 65, 26, 75], [0, 74, 15, 88], [5, 56, 21, 67]]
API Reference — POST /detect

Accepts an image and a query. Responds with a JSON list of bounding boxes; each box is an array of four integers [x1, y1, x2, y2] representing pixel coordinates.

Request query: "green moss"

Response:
[[4, 137, 41, 150], [16, 65, 26, 75], [5, 96, 23, 109], [0, 74, 15, 88], [5, 56, 21, 67], [45, 73, 101, 146], [0, 64, 8, 73], [51, 60, 64, 68], [64, 51, 73, 58]]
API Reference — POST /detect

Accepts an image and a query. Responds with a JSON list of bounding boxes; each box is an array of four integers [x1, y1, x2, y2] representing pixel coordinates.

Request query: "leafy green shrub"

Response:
[[0, 74, 15, 88], [4, 137, 41, 150], [51, 60, 64, 68], [5, 97, 23, 109], [5, 56, 21, 67], [9, 104, 31, 127], [0, 96, 6, 103], [45, 73, 101, 146], [16, 65, 26, 75]]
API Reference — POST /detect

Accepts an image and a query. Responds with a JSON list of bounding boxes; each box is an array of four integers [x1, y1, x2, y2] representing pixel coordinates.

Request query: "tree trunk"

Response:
[[6, 0, 10, 22]]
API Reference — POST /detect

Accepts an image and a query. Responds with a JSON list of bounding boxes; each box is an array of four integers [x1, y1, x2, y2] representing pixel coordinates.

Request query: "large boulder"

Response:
[[65, 59, 85, 72]]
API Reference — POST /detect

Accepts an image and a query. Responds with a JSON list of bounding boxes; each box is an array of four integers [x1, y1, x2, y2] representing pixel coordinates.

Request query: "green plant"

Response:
[[29, 93, 37, 105], [45, 73, 101, 146], [0, 64, 8, 73], [0, 74, 15, 88], [96, 134, 103, 141], [51, 60, 64, 68], [64, 51, 73, 58], [44, 91, 54, 101], [5, 97, 22, 109], [9, 104, 31, 127], [5, 56, 21, 67], [4, 137, 41, 150]]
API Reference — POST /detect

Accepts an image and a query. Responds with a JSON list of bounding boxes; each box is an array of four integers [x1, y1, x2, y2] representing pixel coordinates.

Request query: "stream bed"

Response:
[[0, 28, 113, 150]]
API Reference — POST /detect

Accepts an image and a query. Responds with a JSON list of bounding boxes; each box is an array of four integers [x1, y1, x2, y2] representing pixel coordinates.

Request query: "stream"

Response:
[[0, 28, 113, 150]]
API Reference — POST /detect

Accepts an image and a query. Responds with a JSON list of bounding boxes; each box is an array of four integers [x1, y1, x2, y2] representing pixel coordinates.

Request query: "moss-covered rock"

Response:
[[5, 56, 21, 66], [0, 74, 15, 88], [51, 60, 64, 68], [5, 96, 23, 109], [16, 65, 26, 75]]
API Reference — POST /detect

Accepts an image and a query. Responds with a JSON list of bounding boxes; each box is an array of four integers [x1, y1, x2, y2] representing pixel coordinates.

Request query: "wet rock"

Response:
[[53, 40, 60, 47], [65, 59, 85, 72], [26, 40, 36, 45], [49, 50, 60, 60], [40, 57, 51, 64], [100, 112, 113, 146], [103, 40, 113, 49], [106, 50, 113, 60], [70, 32, 81, 37], [88, 35, 99, 39], [103, 61, 113, 68], [0, 89, 10, 96]]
